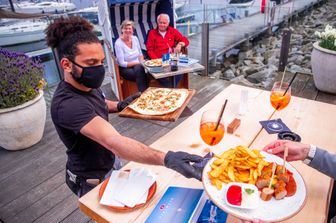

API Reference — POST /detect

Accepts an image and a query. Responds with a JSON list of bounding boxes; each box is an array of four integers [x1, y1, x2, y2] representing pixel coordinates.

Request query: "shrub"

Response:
[[0, 48, 46, 109]]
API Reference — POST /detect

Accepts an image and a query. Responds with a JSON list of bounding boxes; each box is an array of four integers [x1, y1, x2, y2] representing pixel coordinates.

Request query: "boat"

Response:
[[67, 7, 101, 34], [68, 7, 99, 25], [229, 0, 256, 7], [0, 19, 48, 46], [14, 1, 76, 14]]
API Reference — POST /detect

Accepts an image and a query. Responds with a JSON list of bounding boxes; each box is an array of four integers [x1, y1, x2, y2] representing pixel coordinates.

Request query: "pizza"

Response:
[[128, 88, 189, 115], [144, 59, 162, 67]]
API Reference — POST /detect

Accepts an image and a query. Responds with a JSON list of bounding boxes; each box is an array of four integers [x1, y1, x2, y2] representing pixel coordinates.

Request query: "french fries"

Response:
[[208, 145, 269, 190]]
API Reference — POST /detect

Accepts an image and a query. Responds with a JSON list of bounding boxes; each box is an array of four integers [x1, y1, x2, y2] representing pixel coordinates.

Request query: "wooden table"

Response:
[[79, 84, 336, 223], [144, 62, 204, 87]]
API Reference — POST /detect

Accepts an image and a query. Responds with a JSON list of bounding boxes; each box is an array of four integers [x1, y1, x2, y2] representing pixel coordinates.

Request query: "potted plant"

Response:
[[0, 48, 47, 150], [311, 24, 336, 94]]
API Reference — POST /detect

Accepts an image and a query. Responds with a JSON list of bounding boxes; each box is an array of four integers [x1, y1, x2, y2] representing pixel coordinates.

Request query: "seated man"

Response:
[[146, 13, 189, 87]]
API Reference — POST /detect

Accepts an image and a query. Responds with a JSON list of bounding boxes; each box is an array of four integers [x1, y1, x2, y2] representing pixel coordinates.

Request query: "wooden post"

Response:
[[278, 28, 291, 72], [8, 0, 15, 12], [201, 22, 209, 76]]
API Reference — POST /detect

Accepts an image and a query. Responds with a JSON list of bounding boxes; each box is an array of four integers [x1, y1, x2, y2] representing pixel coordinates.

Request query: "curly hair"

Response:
[[45, 16, 100, 60]]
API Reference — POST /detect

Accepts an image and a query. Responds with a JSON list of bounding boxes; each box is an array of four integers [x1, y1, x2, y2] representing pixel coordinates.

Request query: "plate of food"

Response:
[[144, 59, 162, 67], [128, 88, 189, 115], [202, 145, 307, 222]]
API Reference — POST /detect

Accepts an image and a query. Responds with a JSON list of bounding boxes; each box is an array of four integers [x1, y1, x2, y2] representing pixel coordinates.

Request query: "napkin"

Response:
[[100, 168, 156, 208], [114, 168, 156, 207], [259, 119, 291, 134], [100, 171, 128, 207]]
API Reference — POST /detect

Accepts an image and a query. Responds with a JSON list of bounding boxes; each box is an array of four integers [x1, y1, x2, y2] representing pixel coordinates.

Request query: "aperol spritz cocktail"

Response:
[[200, 110, 225, 146], [268, 81, 291, 131], [270, 82, 291, 111]]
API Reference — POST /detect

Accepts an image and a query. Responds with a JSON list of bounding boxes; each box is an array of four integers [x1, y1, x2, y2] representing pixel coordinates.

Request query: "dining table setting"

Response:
[[141, 54, 204, 87], [79, 84, 336, 223]]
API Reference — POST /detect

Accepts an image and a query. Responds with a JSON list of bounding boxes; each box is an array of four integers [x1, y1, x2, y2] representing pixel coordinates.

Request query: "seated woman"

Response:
[[115, 20, 148, 92]]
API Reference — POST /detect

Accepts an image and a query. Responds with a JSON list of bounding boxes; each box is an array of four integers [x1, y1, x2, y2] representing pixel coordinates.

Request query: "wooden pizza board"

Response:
[[118, 87, 195, 121]]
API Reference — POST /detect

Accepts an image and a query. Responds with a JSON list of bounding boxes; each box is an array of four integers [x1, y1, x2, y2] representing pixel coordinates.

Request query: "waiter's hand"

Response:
[[117, 92, 141, 111], [164, 151, 203, 181]]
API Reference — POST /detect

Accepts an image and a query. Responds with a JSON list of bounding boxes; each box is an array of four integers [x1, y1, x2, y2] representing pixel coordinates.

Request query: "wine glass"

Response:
[[200, 110, 225, 148], [268, 81, 291, 131]]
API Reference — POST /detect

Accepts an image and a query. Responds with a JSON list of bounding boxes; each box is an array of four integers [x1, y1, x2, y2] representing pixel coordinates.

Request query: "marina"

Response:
[[1, 0, 336, 222]]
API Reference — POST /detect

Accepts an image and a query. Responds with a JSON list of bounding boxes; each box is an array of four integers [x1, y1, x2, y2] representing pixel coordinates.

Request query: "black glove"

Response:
[[164, 151, 204, 181], [117, 92, 141, 111]]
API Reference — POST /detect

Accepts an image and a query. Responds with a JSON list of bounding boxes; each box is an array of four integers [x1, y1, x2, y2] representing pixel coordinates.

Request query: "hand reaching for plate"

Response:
[[263, 140, 310, 162], [164, 151, 203, 181]]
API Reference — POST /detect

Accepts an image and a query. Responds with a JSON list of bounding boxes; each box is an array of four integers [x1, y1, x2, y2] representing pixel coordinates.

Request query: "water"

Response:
[[0, 1, 99, 86]]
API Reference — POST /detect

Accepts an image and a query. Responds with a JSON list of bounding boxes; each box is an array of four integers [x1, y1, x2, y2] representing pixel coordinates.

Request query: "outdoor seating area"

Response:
[[2, 0, 336, 222]]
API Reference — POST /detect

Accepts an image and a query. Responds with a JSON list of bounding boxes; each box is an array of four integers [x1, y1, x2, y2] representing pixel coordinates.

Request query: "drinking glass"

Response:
[[268, 81, 291, 131], [200, 110, 225, 147]]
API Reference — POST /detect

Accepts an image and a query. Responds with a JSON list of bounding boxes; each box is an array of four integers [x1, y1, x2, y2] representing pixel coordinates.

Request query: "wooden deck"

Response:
[[1, 73, 336, 223]]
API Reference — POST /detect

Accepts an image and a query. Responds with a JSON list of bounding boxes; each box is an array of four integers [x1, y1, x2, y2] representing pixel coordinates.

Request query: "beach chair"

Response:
[[107, 0, 189, 99]]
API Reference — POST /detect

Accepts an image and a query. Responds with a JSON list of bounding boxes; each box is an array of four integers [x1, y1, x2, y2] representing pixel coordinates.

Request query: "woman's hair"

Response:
[[45, 16, 100, 60], [120, 20, 135, 31]]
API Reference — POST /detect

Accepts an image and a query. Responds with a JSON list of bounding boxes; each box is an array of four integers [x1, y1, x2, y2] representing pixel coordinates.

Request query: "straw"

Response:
[[209, 99, 228, 145], [282, 72, 298, 96], [279, 66, 287, 89], [214, 99, 228, 131], [268, 162, 277, 189]]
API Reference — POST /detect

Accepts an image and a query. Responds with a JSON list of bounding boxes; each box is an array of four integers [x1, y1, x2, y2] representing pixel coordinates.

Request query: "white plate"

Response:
[[202, 151, 307, 222], [225, 182, 259, 210]]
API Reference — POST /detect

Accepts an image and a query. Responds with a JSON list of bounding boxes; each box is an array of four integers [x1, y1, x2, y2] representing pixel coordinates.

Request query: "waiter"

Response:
[[45, 16, 203, 197]]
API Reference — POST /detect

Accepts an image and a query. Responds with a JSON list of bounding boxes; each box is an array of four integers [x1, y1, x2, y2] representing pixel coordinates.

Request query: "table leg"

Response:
[[172, 76, 176, 88]]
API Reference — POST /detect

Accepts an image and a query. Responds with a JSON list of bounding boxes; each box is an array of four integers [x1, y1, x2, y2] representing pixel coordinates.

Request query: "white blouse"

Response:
[[114, 36, 143, 68]]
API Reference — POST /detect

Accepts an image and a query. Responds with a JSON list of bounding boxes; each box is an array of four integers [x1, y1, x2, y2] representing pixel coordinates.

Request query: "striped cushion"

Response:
[[109, 0, 160, 50]]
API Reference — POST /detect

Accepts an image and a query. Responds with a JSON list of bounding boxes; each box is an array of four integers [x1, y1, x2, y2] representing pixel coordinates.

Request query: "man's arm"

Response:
[[80, 116, 204, 180], [146, 30, 159, 59], [81, 116, 165, 165], [173, 27, 189, 47], [309, 148, 336, 180]]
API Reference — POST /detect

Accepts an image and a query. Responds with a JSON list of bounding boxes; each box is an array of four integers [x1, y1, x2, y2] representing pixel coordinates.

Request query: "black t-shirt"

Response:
[[51, 81, 114, 179]]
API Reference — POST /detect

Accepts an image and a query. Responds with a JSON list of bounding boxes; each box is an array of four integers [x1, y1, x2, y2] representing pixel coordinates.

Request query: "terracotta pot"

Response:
[[311, 42, 336, 94], [0, 91, 46, 150]]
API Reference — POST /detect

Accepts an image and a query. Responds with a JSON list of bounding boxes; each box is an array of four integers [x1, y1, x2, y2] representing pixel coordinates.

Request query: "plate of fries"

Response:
[[202, 146, 307, 222]]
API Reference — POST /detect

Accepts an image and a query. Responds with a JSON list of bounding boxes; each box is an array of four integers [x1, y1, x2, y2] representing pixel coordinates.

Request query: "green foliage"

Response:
[[315, 25, 336, 52], [0, 48, 45, 109]]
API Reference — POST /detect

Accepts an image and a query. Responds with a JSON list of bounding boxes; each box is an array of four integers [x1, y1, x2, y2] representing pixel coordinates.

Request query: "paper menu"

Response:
[[100, 168, 156, 208]]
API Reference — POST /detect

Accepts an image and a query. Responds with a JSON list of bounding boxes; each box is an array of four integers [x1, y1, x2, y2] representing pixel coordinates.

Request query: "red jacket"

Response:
[[146, 26, 189, 59]]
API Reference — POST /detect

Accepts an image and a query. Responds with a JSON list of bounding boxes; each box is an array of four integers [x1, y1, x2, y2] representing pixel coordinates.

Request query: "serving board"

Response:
[[118, 87, 195, 121]]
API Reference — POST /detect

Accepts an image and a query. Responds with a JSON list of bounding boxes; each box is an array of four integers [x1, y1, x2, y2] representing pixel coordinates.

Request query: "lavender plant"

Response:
[[0, 48, 45, 109]]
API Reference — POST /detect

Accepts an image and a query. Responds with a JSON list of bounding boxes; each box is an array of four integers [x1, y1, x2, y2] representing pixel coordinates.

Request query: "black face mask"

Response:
[[68, 59, 105, 89]]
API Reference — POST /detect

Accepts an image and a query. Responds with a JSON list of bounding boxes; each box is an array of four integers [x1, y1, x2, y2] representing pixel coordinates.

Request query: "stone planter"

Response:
[[0, 91, 46, 150], [311, 42, 336, 94]]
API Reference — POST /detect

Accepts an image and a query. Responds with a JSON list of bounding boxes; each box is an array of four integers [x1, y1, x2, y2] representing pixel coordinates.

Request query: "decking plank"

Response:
[[34, 193, 80, 223], [59, 209, 91, 223], [0, 170, 64, 220], [5, 184, 72, 223], [0, 147, 66, 207]]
